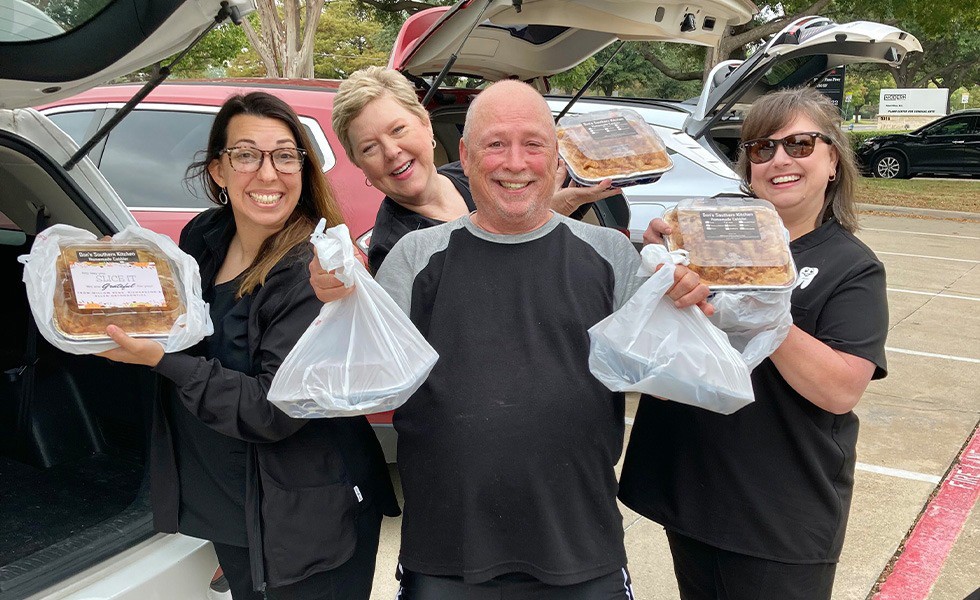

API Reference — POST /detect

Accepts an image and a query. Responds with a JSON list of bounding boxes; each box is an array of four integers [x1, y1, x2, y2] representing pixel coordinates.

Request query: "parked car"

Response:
[[389, 3, 922, 243], [855, 109, 980, 179]]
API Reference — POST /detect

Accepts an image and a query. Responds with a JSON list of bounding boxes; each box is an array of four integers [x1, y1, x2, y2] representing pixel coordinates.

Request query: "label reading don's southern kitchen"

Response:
[[70, 254, 166, 309], [700, 211, 762, 241]]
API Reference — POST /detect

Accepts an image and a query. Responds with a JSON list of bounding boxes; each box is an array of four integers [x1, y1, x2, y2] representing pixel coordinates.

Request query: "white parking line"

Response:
[[863, 228, 980, 241], [888, 288, 980, 302], [876, 251, 979, 264], [856, 462, 941, 484], [886, 347, 980, 364]]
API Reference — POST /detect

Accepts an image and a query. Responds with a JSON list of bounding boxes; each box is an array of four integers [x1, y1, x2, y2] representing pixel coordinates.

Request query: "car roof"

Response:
[[39, 79, 343, 110], [0, 0, 254, 109]]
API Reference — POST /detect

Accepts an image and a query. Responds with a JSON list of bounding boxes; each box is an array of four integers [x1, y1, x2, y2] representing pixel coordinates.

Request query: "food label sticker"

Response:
[[699, 211, 762, 241], [76, 250, 140, 263], [583, 116, 639, 141], [70, 261, 167, 308]]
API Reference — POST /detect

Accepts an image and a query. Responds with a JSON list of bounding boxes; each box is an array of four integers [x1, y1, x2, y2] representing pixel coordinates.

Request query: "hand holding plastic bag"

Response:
[[268, 220, 438, 418], [588, 244, 754, 414], [20, 224, 212, 355], [708, 288, 793, 371]]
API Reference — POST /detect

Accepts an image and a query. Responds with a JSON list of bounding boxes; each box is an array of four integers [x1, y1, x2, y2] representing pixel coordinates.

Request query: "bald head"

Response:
[[462, 80, 555, 145], [457, 80, 559, 234]]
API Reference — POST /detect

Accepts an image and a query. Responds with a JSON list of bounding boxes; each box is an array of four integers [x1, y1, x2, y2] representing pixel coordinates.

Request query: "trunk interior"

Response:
[[0, 133, 155, 599]]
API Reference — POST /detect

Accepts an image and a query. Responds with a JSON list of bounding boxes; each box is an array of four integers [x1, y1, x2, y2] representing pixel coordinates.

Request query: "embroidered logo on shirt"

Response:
[[797, 266, 819, 289]]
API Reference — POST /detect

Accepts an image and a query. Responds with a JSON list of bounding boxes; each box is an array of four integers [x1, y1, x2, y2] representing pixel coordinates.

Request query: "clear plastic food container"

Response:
[[557, 108, 673, 187], [53, 241, 187, 341], [663, 196, 797, 290]]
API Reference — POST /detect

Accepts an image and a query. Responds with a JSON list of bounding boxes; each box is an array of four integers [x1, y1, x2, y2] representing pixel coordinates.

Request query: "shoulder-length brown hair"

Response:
[[735, 87, 861, 232], [187, 91, 345, 297]]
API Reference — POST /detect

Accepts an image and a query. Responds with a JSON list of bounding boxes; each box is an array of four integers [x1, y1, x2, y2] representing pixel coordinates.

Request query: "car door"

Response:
[[914, 115, 980, 175], [684, 17, 922, 141]]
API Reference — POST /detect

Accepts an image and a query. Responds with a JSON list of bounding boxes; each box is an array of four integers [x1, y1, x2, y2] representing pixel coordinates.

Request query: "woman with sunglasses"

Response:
[[98, 92, 397, 600], [619, 87, 888, 599]]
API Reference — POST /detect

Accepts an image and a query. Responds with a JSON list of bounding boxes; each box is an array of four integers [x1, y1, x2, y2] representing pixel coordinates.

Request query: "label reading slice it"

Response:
[[70, 261, 167, 309]]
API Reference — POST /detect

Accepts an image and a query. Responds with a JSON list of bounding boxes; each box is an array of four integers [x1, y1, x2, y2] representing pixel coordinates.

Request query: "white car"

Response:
[[0, 1, 252, 598], [387, 0, 921, 245]]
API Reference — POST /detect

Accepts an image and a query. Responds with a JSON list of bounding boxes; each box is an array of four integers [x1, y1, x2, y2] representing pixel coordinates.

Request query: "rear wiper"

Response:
[[63, 1, 243, 171], [420, 0, 495, 107], [554, 41, 626, 123]]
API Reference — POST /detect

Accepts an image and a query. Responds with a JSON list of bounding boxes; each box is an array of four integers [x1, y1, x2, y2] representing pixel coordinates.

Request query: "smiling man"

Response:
[[375, 80, 709, 600]]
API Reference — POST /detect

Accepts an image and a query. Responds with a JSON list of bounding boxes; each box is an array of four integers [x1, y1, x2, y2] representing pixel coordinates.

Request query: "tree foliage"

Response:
[[314, 0, 389, 79]]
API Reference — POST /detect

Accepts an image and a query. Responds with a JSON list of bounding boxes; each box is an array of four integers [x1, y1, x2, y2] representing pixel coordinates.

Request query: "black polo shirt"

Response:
[[619, 219, 888, 563]]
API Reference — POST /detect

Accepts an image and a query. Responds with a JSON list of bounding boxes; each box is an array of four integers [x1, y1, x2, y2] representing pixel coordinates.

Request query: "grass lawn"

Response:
[[856, 177, 980, 213]]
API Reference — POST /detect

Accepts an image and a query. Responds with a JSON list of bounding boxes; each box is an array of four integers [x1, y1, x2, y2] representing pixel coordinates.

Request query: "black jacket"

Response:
[[149, 207, 398, 589]]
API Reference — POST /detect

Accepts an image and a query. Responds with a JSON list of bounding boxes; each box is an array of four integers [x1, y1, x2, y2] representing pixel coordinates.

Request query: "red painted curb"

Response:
[[874, 426, 980, 600]]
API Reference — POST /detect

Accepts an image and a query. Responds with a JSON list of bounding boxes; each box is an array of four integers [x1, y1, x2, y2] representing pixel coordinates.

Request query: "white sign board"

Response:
[[879, 88, 949, 116]]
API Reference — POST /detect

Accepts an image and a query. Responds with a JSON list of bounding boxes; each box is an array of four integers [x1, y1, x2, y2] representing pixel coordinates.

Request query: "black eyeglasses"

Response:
[[220, 146, 307, 174], [740, 132, 833, 164]]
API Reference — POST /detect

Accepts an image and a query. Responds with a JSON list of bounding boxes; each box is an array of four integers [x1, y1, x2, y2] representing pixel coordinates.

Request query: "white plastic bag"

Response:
[[268, 220, 438, 418], [588, 244, 754, 414], [19, 224, 212, 355], [709, 288, 793, 371]]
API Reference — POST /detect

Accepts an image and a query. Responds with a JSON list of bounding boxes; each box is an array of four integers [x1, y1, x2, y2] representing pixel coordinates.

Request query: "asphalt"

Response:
[[368, 206, 980, 599]]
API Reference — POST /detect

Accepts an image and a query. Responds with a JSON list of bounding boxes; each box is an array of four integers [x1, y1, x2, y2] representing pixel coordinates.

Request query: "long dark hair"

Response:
[[187, 91, 345, 297]]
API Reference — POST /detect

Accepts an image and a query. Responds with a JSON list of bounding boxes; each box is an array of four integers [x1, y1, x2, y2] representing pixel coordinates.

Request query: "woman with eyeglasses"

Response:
[[619, 87, 888, 600], [98, 92, 397, 600]]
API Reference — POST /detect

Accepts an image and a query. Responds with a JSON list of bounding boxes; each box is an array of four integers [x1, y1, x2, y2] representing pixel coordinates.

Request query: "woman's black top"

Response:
[[149, 207, 398, 588], [367, 162, 473, 273], [618, 219, 889, 564], [168, 278, 249, 546]]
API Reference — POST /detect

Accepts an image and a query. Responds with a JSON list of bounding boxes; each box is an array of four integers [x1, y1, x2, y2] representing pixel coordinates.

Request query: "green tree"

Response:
[[314, 0, 389, 79]]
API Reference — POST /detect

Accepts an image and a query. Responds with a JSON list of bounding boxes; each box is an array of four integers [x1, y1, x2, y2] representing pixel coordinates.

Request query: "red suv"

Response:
[[39, 79, 384, 246]]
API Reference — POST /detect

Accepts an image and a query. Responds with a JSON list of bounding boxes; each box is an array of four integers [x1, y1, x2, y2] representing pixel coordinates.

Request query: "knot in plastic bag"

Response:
[[310, 219, 358, 287], [638, 244, 689, 277]]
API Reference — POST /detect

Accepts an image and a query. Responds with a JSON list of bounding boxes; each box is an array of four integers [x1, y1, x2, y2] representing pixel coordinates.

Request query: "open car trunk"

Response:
[[0, 111, 153, 600]]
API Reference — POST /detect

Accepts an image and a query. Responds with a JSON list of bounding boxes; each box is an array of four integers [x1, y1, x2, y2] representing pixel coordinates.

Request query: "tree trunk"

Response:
[[244, 0, 326, 78]]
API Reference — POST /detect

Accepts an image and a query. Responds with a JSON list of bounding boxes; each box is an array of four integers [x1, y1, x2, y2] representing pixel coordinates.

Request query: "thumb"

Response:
[[105, 324, 135, 350]]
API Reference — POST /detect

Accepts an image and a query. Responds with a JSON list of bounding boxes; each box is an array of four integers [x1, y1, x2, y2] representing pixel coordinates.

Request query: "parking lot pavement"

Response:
[[369, 212, 980, 599]]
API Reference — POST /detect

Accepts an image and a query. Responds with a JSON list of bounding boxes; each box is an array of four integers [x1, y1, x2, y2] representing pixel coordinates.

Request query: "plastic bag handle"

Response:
[[310, 219, 357, 287], [638, 244, 689, 277]]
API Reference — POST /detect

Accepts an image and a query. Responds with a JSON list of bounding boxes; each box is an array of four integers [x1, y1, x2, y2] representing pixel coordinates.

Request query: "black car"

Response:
[[856, 109, 980, 179]]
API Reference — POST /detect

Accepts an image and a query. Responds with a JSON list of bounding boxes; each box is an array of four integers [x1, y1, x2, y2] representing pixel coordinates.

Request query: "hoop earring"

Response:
[[829, 173, 836, 182], [431, 138, 437, 149], [218, 187, 229, 205], [364, 177, 373, 188]]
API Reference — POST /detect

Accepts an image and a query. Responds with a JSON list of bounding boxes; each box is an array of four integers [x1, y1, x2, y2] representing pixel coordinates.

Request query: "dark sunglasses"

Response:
[[740, 132, 833, 164]]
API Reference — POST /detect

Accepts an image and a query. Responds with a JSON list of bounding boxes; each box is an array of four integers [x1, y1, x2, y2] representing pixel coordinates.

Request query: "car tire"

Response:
[[873, 152, 907, 179]]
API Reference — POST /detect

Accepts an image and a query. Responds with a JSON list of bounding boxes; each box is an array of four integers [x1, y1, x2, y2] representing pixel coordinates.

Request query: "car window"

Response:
[[0, 0, 111, 41], [925, 117, 973, 137], [98, 109, 214, 210], [47, 110, 99, 146]]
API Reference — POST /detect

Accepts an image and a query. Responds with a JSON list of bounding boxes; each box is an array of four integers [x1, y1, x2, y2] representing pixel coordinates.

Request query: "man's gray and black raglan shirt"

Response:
[[376, 213, 642, 585]]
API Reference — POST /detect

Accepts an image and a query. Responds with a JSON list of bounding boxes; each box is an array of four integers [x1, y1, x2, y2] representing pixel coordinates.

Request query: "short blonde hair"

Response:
[[736, 87, 860, 233], [332, 66, 428, 165]]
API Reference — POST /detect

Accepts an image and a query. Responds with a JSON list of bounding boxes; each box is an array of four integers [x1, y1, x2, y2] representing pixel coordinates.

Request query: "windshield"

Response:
[[0, 0, 112, 41]]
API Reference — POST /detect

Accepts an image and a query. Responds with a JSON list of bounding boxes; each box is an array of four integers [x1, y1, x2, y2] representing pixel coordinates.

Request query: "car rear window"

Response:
[[0, 0, 112, 41]]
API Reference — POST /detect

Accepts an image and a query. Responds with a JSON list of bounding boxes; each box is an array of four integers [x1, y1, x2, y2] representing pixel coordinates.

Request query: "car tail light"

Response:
[[355, 229, 372, 255]]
